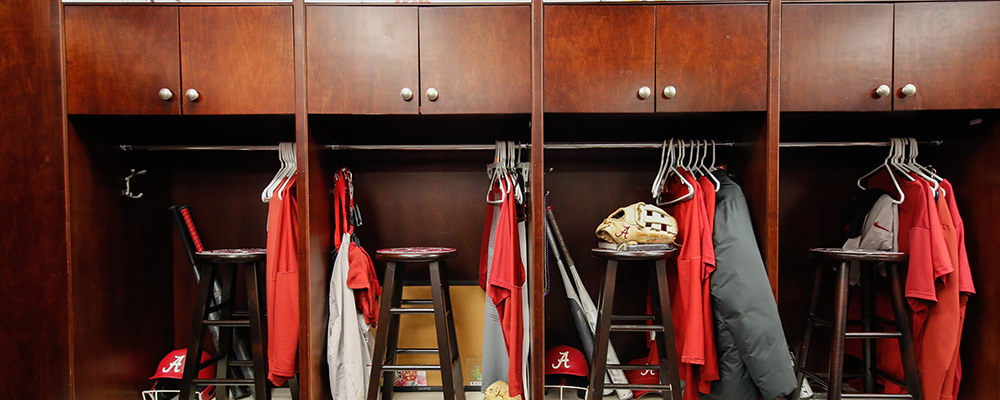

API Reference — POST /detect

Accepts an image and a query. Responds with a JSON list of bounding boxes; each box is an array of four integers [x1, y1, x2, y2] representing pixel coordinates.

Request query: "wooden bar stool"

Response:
[[368, 247, 464, 400], [180, 249, 269, 400], [792, 248, 922, 400], [588, 248, 682, 400]]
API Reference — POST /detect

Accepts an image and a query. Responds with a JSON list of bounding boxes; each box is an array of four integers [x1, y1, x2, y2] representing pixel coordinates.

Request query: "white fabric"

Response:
[[843, 194, 898, 285], [327, 232, 373, 399]]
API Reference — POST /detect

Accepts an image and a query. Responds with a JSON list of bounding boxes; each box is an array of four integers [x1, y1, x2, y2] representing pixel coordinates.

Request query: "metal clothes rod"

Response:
[[119, 140, 943, 152]]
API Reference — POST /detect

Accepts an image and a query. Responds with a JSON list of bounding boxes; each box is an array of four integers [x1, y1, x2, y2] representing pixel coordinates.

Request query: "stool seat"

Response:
[[376, 247, 457, 262], [809, 248, 906, 262], [591, 248, 678, 261], [195, 248, 267, 263]]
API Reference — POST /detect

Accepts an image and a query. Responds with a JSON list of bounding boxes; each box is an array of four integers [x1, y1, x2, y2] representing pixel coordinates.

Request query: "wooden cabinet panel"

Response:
[[419, 7, 530, 114], [307, 6, 418, 114], [180, 6, 294, 115], [545, 5, 655, 113], [656, 4, 767, 112], [65, 6, 180, 115], [780, 4, 894, 112], [894, 2, 1000, 110]]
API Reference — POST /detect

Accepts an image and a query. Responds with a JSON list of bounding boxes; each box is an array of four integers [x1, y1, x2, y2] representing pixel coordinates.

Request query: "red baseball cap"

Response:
[[624, 357, 662, 399], [545, 345, 589, 377]]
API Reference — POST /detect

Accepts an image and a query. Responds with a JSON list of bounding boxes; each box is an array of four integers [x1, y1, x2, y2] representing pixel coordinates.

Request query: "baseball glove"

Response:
[[595, 202, 678, 245]]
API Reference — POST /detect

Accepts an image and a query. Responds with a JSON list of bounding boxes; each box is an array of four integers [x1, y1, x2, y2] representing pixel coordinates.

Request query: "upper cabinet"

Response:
[[544, 4, 767, 113], [307, 6, 530, 115], [893, 1, 1000, 111], [782, 2, 1000, 112], [65, 6, 294, 115]]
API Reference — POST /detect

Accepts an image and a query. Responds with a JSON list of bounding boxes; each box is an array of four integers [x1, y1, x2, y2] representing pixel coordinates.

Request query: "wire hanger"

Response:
[[262, 142, 293, 203], [856, 138, 906, 205], [487, 141, 507, 204], [904, 137, 944, 197], [656, 139, 695, 206], [276, 142, 297, 200], [699, 139, 721, 191]]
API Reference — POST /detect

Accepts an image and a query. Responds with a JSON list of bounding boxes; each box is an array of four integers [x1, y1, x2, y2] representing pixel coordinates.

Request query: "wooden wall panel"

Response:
[[65, 6, 180, 115], [306, 6, 419, 115], [780, 4, 894, 112], [180, 6, 295, 115], [0, 1, 70, 398], [419, 6, 531, 114]]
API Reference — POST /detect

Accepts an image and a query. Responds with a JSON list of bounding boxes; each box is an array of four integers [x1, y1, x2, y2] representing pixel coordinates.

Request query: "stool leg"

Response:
[[216, 265, 238, 400], [244, 262, 269, 400], [860, 262, 876, 393], [288, 374, 301, 400], [181, 263, 217, 400], [369, 262, 401, 400], [437, 261, 465, 400], [793, 263, 825, 399], [828, 261, 851, 400], [888, 263, 924, 400], [654, 259, 683, 400], [587, 260, 618, 400], [430, 261, 464, 400]]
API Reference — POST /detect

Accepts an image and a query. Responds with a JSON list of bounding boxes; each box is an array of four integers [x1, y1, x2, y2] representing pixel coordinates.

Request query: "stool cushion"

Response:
[[195, 248, 267, 263], [376, 247, 457, 262], [809, 248, 907, 263], [591, 248, 677, 261]]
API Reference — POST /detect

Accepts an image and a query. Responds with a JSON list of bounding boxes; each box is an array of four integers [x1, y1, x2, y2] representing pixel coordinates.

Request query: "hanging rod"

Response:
[[120, 140, 943, 152]]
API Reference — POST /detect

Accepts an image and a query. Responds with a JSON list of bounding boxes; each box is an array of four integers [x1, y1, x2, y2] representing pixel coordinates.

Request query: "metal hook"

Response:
[[122, 169, 147, 199]]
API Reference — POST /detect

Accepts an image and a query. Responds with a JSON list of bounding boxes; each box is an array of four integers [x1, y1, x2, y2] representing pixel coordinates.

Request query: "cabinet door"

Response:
[[894, 2, 1000, 110], [307, 6, 419, 114], [65, 6, 180, 115], [656, 4, 767, 112], [545, 5, 655, 113], [780, 4, 894, 112], [180, 6, 294, 115], [419, 7, 530, 114]]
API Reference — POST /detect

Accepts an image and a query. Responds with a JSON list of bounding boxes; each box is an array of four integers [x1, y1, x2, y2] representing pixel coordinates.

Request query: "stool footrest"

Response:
[[845, 332, 902, 339], [390, 307, 435, 314], [204, 319, 250, 327], [809, 315, 833, 327], [206, 301, 234, 314], [611, 315, 655, 322], [382, 365, 444, 371], [605, 364, 661, 371], [799, 369, 830, 390], [610, 324, 663, 332], [875, 315, 898, 327], [228, 360, 254, 367], [604, 384, 673, 391], [396, 348, 439, 355], [232, 311, 249, 318], [194, 379, 255, 386], [401, 299, 433, 305], [842, 394, 912, 399]]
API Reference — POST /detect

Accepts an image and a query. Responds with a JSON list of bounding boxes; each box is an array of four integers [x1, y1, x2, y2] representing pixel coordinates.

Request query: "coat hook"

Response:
[[122, 169, 147, 199]]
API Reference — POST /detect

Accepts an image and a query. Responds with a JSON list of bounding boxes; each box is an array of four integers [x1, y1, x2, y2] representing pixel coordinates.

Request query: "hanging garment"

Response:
[[700, 170, 796, 400], [332, 168, 381, 325], [941, 179, 974, 400], [517, 203, 531, 400], [485, 184, 526, 398], [661, 168, 716, 400], [480, 183, 511, 393], [695, 174, 719, 395], [267, 175, 299, 386], [327, 232, 374, 400]]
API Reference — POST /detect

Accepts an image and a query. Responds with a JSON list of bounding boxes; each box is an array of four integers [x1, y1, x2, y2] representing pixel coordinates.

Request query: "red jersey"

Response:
[[485, 187, 525, 397], [267, 175, 299, 386]]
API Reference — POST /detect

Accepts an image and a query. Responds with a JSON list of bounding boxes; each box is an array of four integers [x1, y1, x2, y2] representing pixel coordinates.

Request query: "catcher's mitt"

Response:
[[595, 202, 678, 245], [484, 381, 521, 400]]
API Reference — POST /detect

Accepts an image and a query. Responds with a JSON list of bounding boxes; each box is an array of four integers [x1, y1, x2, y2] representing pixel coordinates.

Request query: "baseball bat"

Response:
[[547, 208, 634, 400]]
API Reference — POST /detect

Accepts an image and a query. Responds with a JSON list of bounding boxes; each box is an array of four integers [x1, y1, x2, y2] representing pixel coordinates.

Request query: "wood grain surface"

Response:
[[544, 5, 655, 113], [655, 4, 767, 112], [893, 2, 1000, 110], [419, 6, 531, 114], [306, 6, 419, 115], [65, 6, 181, 115], [780, 4, 894, 112], [180, 6, 294, 115]]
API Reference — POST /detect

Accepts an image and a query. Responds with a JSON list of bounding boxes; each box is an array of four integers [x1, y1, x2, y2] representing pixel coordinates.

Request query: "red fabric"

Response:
[[180, 208, 205, 252], [696, 175, 719, 393], [485, 185, 525, 397], [267, 175, 299, 386], [941, 179, 972, 399], [346, 243, 381, 326], [660, 169, 718, 399]]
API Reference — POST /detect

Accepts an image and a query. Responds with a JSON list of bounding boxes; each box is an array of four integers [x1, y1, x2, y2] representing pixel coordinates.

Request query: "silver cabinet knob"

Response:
[[158, 88, 173, 101], [638, 86, 652, 99], [426, 88, 439, 101], [662, 85, 677, 99], [875, 84, 891, 98], [184, 88, 200, 102], [901, 83, 917, 97], [400, 87, 413, 101]]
